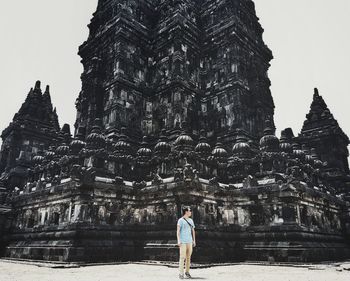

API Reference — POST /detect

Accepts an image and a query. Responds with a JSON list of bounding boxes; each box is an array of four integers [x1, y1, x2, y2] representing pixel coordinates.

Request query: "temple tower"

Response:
[[74, 0, 275, 142], [199, 0, 274, 139], [299, 88, 350, 191], [0, 81, 61, 189]]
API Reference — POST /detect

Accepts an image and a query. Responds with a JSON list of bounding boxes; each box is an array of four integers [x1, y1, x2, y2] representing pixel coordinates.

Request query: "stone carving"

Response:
[[151, 172, 163, 185], [133, 181, 147, 189], [243, 175, 258, 189], [70, 165, 96, 185], [183, 163, 197, 183], [174, 168, 183, 182]]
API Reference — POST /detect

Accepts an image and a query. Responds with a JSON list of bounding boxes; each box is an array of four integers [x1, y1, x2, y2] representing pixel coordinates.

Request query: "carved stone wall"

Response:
[[5, 177, 350, 262]]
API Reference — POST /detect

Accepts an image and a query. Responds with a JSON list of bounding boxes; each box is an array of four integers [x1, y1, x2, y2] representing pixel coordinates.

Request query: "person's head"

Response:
[[182, 206, 192, 217]]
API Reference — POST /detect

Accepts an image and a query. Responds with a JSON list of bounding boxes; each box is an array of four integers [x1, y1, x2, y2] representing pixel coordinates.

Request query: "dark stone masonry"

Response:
[[0, 0, 349, 263]]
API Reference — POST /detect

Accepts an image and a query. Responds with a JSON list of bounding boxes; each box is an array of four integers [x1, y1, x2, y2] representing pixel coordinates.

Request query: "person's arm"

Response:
[[177, 224, 181, 247], [192, 228, 196, 247]]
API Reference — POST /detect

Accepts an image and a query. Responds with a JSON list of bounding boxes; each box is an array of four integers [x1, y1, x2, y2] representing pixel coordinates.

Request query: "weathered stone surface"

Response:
[[0, 179, 11, 256], [0, 0, 350, 263]]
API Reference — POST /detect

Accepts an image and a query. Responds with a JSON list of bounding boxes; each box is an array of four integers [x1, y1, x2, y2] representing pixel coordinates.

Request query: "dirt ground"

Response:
[[0, 260, 349, 281]]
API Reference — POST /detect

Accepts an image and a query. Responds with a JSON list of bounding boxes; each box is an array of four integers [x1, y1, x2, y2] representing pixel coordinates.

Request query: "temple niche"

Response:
[[0, 0, 350, 264]]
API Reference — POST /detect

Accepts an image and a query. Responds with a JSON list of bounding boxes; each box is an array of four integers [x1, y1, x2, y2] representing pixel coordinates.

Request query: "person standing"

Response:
[[177, 206, 196, 279]]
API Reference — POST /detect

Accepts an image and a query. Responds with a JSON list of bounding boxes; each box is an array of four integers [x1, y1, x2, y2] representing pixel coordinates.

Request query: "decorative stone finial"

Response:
[[76, 126, 86, 140], [235, 129, 248, 143], [91, 118, 103, 134], [61, 124, 71, 136], [120, 127, 127, 135], [314, 87, 319, 97], [35, 80, 41, 90], [181, 121, 189, 132], [263, 119, 274, 136]]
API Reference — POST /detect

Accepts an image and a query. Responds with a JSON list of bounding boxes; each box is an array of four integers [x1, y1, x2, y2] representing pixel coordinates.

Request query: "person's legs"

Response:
[[185, 243, 193, 274], [179, 244, 186, 276]]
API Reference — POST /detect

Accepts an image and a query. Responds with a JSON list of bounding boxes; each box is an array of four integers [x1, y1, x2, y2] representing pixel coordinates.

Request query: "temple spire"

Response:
[[300, 88, 349, 174], [34, 80, 41, 90], [44, 85, 50, 95], [0, 81, 61, 177], [314, 87, 319, 97], [302, 88, 342, 132]]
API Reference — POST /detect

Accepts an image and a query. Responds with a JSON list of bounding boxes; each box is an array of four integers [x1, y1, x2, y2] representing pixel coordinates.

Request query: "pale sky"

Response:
[[0, 1, 349, 150]]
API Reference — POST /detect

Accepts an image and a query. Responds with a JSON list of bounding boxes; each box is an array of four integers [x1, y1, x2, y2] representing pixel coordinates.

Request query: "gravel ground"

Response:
[[0, 261, 349, 281]]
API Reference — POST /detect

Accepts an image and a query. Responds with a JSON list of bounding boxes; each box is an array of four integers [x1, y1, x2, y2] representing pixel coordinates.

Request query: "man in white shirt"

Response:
[[177, 206, 196, 279]]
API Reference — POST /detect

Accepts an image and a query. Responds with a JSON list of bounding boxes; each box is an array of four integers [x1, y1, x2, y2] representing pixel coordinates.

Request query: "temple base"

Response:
[[5, 226, 350, 263]]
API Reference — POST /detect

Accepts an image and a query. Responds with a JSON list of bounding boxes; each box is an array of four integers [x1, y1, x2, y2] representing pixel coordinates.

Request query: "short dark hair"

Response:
[[182, 206, 192, 215]]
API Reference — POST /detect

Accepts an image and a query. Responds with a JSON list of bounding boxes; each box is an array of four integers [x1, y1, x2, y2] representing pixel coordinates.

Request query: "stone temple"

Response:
[[0, 0, 350, 263]]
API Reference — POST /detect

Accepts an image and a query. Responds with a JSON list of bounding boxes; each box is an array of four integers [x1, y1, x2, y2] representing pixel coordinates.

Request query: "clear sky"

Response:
[[0, 1, 349, 150]]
